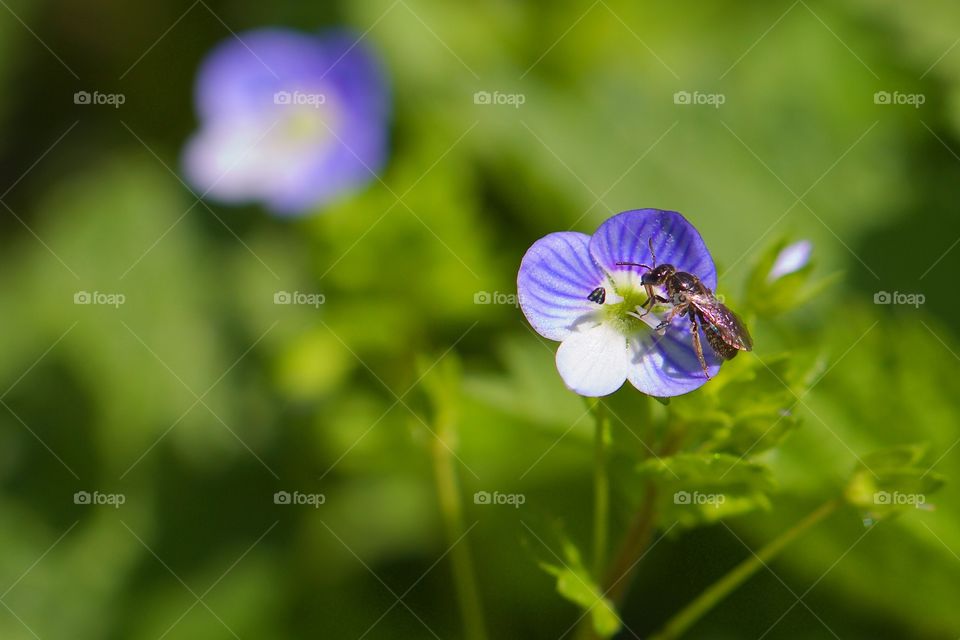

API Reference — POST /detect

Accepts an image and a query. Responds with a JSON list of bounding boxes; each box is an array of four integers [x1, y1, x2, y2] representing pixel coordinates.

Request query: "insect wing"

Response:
[[686, 294, 753, 352]]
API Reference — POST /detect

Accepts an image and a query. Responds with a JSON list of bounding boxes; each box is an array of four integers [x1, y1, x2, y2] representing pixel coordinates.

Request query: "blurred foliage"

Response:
[[1, 0, 959, 639], [637, 454, 776, 529], [844, 444, 945, 520]]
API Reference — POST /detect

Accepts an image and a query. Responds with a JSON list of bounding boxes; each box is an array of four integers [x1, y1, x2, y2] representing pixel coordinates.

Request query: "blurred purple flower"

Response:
[[517, 209, 722, 398], [182, 28, 390, 216], [767, 240, 812, 281]]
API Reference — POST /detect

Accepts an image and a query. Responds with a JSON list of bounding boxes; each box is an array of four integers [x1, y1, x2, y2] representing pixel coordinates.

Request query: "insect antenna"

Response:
[[615, 237, 658, 270]]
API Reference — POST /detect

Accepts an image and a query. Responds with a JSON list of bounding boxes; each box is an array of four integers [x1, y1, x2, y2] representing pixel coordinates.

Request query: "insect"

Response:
[[616, 239, 752, 378], [587, 286, 606, 304]]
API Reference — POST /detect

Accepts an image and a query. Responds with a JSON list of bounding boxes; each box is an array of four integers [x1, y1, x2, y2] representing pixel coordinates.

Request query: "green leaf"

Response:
[[859, 444, 929, 470], [638, 453, 776, 527], [464, 336, 584, 430], [539, 538, 621, 638], [667, 353, 801, 457]]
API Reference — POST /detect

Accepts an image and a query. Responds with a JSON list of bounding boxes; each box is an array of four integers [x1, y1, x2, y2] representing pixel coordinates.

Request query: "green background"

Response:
[[0, 0, 958, 638]]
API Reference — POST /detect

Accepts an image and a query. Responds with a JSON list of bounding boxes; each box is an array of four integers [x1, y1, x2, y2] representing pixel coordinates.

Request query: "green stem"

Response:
[[431, 416, 488, 640], [602, 481, 657, 606], [650, 498, 841, 640], [602, 417, 684, 608], [580, 404, 671, 640], [591, 399, 611, 577]]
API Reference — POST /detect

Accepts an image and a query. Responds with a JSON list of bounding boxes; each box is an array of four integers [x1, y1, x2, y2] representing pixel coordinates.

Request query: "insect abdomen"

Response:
[[705, 323, 739, 360]]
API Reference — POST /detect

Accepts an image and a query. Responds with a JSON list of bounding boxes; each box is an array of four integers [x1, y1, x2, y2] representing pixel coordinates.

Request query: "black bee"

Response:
[[617, 239, 752, 377]]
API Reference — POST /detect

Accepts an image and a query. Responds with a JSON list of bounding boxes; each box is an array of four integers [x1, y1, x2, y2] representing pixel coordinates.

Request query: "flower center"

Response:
[[280, 105, 334, 144], [272, 88, 341, 152], [602, 285, 666, 336]]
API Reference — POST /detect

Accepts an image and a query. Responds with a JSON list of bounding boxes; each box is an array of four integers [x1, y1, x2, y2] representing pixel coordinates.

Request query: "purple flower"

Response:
[[767, 240, 812, 281], [182, 28, 390, 216], [517, 209, 722, 397]]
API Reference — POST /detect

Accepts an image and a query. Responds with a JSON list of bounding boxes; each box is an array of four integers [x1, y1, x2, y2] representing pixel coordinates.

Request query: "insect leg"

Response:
[[635, 284, 668, 317], [655, 304, 682, 331], [690, 315, 710, 378]]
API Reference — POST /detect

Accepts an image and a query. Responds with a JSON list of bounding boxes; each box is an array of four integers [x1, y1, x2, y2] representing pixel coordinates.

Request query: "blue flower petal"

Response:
[[518, 232, 607, 341], [311, 30, 391, 126], [262, 30, 390, 214], [589, 209, 717, 291], [194, 29, 326, 120], [627, 322, 722, 397], [185, 28, 389, 216]]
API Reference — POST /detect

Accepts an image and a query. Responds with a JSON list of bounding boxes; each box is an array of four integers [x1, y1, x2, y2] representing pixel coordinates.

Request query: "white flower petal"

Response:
[[182, 115, 330, 207], [555, 323, 629, 397]]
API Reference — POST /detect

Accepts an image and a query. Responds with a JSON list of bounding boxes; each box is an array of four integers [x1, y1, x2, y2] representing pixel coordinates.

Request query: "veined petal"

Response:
[[626, 322, 721, 397], [518, 232, 608, 341], [556, 323, 629, 397], [590, 209, 717, 291]]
